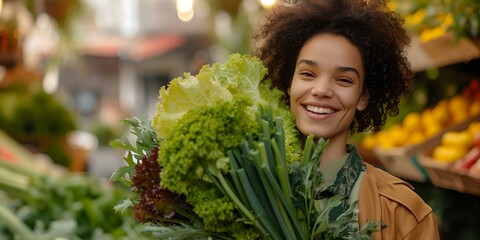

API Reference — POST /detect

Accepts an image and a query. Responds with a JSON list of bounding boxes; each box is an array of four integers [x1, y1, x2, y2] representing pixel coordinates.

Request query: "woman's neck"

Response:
[[318, 134, 349, 166]]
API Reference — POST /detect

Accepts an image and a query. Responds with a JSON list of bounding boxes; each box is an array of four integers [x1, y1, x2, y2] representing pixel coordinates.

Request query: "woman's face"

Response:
[[288, 33, 369, 144]]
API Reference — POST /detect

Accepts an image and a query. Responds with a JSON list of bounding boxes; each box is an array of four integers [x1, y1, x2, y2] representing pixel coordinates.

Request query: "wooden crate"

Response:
[[374, 145, 430, 182], [420, 156, 480, 196]]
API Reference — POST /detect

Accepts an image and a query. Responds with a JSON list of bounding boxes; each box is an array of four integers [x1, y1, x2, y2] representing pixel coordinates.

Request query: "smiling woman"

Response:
[[255, 0, 441, 239], [289, 34, 369, 165]]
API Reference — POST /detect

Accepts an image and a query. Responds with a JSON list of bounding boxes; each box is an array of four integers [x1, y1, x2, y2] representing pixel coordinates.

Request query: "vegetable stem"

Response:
[[271, 138, 292, 205], [237, 169, 283, 239], [251, 148, 296, 240], [0, 166, 29, 192], [210, 166, 270, 237], [227, 150, 252, 209], [301, 135, 315, 167], [0, 203, 35, 239]]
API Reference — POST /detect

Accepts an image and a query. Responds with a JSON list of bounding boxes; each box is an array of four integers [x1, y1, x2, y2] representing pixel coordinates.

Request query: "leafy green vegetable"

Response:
[[153, 71, 233, 139], [158, 97, 256, 233], [0, 86, 77, 167], [110, 116, 158, 188], [150, 54, 302, 236], [153, 53, 301, 163], [0, 128, 150, 239], [0, 171, 150, 239]]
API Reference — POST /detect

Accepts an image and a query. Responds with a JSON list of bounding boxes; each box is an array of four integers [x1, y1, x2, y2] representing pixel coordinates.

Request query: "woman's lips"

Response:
[[305, 105, 335, 114], [302, 104, 338, 120]]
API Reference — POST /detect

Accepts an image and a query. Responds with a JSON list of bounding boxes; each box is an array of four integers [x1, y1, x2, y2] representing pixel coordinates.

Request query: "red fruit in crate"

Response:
[[468, 158, 480, 177], [453, 147, 480, 172], [471, 79, 480, 92], [474, 132, 480, 148]]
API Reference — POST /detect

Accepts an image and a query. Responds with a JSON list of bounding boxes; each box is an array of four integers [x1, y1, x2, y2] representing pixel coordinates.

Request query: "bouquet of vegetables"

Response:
[[110, 54, 378, 239]]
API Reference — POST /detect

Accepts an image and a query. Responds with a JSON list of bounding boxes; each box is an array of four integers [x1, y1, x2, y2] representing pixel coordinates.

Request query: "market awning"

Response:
[[79, 33, 186, 61]]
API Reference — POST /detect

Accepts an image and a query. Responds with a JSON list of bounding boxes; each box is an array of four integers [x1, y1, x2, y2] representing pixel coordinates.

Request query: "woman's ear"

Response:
[[356, 91, 369, 111]]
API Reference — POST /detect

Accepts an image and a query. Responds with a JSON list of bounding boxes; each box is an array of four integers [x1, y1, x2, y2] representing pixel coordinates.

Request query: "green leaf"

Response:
[[114, 199, 134, 214], [109, 138, 137, 154], [110, 165, 134, 184]]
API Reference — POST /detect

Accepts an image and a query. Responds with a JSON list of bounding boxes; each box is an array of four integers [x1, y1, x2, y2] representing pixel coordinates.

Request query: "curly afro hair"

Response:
[[255, 0, 413, 133]]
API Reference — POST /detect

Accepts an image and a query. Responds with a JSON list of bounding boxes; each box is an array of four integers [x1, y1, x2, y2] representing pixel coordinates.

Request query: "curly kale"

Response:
[[158, 97, 257, 233]]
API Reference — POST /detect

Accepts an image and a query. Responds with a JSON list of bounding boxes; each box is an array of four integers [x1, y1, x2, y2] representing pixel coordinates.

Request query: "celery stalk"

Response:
[[0, 167, 29, 192], [0, 203, 35, 239]]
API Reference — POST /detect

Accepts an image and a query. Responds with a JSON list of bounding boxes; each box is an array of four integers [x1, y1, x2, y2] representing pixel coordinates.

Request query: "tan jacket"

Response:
[[358, 163, 440, 240]]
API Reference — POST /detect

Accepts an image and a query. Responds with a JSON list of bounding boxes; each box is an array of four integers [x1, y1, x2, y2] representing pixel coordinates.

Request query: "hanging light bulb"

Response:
[[178, 9, 194, 22], [177, 0, 193, 13], [176, 0, 194, 22], [259, 0, 277, 8]]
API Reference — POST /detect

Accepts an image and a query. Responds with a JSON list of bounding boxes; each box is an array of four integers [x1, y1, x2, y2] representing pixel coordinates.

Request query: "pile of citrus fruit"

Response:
[[361, 94, 480, 150], [432, 122, 480, 163]]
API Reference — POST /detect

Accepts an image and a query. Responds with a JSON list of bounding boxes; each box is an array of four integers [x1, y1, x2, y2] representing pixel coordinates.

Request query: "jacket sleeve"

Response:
[[377, 185, 440, 240], [380, 183, 440, 240], [359, 164, 441, 240], [403, 211, 440, 240]]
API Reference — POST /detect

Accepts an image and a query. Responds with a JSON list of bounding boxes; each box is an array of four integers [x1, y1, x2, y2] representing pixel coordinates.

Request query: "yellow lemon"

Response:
[[409, 131, 426, 145], [469, 101, 480, 117], [389, 124, 408, 147], [376, 131, 396, 149], [448, 95, 469, 115], [452, 112, 469, 124], [421, 109, 437, 128], [431, 100, 449, 125], [442, 13, 454, 27], [441, 131, 459, 146], [467, 122, 480, 138], [425, 122, 442, 137], [432, 145, 467, 163], [361, 134, 377, 150], [403, 112, 422, 132], [405, 9, 425, 27], [419, 26, 446, 43], [441, 131, 473, 148]]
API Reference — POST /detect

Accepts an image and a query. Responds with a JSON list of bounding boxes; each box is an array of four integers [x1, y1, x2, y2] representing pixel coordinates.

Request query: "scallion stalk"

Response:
[[0, 200, 35, 239]]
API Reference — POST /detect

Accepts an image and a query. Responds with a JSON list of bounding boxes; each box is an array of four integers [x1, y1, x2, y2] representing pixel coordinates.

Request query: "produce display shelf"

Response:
[[373, 114, 480, 183], [420, 155, 480, 196]]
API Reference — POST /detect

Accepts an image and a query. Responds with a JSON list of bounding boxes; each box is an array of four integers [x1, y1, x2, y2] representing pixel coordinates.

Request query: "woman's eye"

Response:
[[300, 71, 314, 77], [338, 78, 353, 84]]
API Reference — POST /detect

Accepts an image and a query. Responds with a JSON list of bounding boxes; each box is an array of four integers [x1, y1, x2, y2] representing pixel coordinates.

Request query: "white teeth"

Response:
[[306, 105, 334, 114]]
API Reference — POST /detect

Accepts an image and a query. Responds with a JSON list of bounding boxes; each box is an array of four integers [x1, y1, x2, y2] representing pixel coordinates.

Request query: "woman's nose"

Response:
[[311, 79, 333, 97]]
